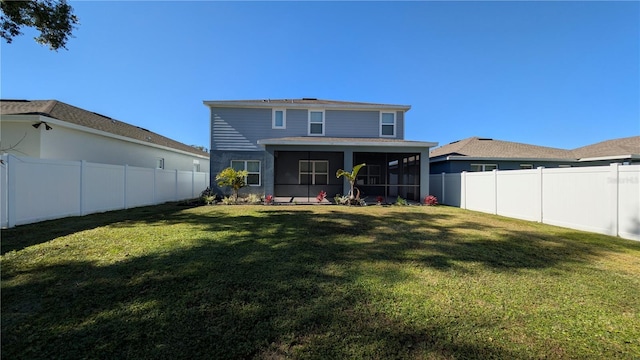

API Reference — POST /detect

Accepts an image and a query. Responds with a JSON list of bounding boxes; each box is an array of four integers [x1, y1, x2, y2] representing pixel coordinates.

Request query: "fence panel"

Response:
[[177, 171, 194, 200], [126, 166, 155, 208], [12, 157, 81, 226], [194, 172, 207, 197], [83, 162, 125, 214], [0, 155, 210, 228], [443, 173, 462, 207], [496, 169, 540, 222], [464, 172, 496, 213], [542, 167, 612, 235], [155, 169, 177, 203], [429, 174, 443, 202], [618, 166, 640, 240]]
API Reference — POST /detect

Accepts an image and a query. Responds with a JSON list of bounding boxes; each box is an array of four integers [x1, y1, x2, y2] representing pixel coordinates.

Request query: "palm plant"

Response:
[[336, 163, 366, 203], [215, 167, 248, 202]]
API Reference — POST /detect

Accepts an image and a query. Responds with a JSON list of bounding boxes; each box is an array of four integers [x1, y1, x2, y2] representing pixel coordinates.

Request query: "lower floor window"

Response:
[[299, 160, 328, 185], [231, 160, 261, 186], [470, 164, 498, 172]]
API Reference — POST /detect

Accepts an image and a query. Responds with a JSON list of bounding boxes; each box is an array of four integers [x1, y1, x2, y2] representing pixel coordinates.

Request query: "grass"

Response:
[[2, 203, 639, 359]]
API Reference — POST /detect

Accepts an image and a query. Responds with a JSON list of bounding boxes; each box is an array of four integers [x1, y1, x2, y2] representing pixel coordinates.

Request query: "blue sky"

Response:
[[2, 1, 638, 151]]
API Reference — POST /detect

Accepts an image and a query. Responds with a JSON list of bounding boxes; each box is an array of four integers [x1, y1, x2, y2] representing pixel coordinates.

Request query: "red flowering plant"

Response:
[[264, 194, 274, 205], [423, 195, 439, 206], [316, 190, 327, 203], [376, 195, 384, 204]]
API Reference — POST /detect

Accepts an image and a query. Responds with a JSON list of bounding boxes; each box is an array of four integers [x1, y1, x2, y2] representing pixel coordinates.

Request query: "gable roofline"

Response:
[[1, 99, 209, 158], [203, 98, 411, 111]]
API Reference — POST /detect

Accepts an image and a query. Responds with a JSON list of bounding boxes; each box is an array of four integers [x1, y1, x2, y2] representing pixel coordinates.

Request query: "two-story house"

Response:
[[204, 98, 438, 202]]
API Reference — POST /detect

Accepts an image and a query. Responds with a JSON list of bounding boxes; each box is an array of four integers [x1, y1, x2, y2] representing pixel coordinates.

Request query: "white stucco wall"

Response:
[[1, 115, 209, 172], [0, 116, 42, 157]]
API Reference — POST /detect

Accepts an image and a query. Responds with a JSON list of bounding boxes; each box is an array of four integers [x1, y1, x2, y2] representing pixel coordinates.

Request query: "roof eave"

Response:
[[257, 138, 437, 148], [203, 100, 411, 111], [430, 155, 578, 162], [578, 154, 640, 162]]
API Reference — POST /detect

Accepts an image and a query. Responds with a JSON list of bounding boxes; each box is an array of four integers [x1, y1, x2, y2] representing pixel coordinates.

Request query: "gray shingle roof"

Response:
[[430, 137, 574, 160], [430, 136, 640, 161], [1, 100, 209, 157], [571, 136, 640, 159]]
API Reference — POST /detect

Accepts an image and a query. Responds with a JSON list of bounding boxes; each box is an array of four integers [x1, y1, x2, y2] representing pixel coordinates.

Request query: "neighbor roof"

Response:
[[571, 136, 640, 160], [203, 98, 411, 111], [430, 137, 574, 161], [430, 136, 640, 162], [0, 100, 208, 157]]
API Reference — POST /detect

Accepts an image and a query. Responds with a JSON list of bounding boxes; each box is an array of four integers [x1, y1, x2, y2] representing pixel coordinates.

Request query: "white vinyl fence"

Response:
[[0, 154, 210, 228], [429, 164, 640, 241]]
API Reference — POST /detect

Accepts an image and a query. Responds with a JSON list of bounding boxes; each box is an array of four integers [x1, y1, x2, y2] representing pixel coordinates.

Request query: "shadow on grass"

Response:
[[2, 205, 639, 359], [0, 203, 197, 255]]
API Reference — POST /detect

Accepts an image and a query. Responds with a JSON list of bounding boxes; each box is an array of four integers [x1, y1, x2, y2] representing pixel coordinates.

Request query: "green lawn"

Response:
[[2, 204, 639, 359]]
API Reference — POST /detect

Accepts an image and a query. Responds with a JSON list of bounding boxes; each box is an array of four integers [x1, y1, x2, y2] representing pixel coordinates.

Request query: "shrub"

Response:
[[215, 167, 248, 201], [423, 195, 439, 206], [200, 187, 217, 205], [245, 193, 262, 204], [395, 196, 408, 206], [221, 196, 236, 205]]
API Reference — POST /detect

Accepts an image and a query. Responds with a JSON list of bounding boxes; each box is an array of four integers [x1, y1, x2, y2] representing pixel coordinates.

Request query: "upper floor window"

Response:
[[231, 160, 261, 186], [308, 110, 325, 136], [380, 112, 396, 137], [272, 109, 286, 129]]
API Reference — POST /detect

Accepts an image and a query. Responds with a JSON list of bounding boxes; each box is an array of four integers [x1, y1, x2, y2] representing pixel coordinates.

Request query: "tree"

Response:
[[1, 0, 78, 50], [336, 163, 366, 202], [215, 167, 248, 202]]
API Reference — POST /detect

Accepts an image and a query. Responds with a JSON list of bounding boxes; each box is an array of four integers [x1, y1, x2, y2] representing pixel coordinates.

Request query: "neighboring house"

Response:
[[204, 98, 437, 201], [1, 100, 209, 172], [429, 136, 640, 173]]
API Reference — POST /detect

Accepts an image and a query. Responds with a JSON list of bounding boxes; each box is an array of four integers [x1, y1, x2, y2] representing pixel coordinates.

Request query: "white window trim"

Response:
[[380, 111, 396, 138], [308, 109, 325, 136], [299, 160, 329, 185], [231, 160, 262, 186], [156, 158, 165, 169], [272, 108, 286, 129]]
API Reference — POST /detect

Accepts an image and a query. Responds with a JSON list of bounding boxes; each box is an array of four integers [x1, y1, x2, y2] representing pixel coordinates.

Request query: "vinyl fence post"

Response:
[[7, 154, 16, 228], [441, 172, 446, 205], [493, 169, 498, 215], [537, 167, 544, 223], [175, 169, 179, 201], [461, 171, 467, 209], [153, 168, 158, 204], [609, 163, 620, 237], [80, 160, 86, 216], [124, 164, 128, 209]]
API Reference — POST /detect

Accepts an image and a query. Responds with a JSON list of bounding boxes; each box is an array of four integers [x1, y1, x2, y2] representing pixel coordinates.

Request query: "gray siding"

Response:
[[325, 110, 380, 138], [210, 107, 407, 151], [211, 108, 270, 151], [396, 111, 404, 139], [429, 160, 581, 174]]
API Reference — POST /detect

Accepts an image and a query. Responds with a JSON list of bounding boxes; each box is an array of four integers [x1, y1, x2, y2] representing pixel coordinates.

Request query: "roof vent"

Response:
[[302, 98, 317, 101], [137, 126, 150, 132], [478, 138, 493, 141]]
